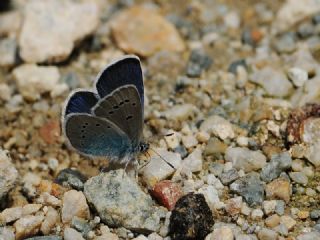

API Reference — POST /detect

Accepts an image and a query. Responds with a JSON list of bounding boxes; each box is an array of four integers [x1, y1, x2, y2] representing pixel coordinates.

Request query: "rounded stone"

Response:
[[111, 6, 185, 57]]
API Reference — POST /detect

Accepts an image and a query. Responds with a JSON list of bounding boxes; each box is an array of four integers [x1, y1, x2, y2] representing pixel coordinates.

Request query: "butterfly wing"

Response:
[[92, 85, 143, 146], [63, 90, 99, 116], [63, 113, 132, 161], [95, 55, 144, 107]]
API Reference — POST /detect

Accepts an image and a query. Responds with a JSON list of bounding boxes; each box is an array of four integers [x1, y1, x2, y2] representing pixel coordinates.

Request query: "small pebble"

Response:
[[287, 67, 308, 87]]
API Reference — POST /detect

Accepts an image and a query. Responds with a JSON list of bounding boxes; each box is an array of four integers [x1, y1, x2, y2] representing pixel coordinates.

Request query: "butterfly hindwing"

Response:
[[95, 55, 144, 107], [92, 85, 143, 146], [64, 113, 132, 160]]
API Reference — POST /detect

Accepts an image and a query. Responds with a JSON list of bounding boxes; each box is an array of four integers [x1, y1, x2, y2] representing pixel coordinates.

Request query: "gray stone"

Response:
[[225, 147, 267, 173], [164, 104, 196, 121], [287, 48, 320, 76], [274, 33, 296, 53], [298, 22, 314, 38], [230, 173, 264, 207], [71, 217, 91, 236], [186, 49, 213, 77], [275, 200, 285, 215], [84, 170, 163, 232], [228, 59, 247, 74], [287, 67, 308, 87], [219, 168, 239, 185], [250, 67, 293, 98], [209, 162, 224, 177], [54, 168, 87, 191], [181, 147, 203, 174], [0, 37, 17, 67], [296, 231, 320, 240], [24, 236, 62, 240], [260, 152, 292, 182], [64, 227, 84, 240], [19, 0, 99, 63], [200, 115, 235, 140], [289, 172, 308, 185], [141, 149, 181, 188], [0, 149, 18, 208], [0, 227, 15, 240], [313, 13, 320, 24], [310, 210, 320, 220]]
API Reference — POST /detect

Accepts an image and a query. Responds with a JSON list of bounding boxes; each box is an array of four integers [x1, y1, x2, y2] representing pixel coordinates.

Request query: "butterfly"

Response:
[[61, 55, 149, 166]]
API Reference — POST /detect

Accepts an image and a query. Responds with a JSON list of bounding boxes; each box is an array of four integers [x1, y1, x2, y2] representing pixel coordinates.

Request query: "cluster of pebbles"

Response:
[[1, 0, 320, 239]]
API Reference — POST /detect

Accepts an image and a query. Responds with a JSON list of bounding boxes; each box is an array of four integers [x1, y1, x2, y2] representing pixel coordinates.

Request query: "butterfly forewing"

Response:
[[95, 56, 144, 107], [64, 90, 99, 116], [92, 85, 143, 146], [64, 114, 132, 160]]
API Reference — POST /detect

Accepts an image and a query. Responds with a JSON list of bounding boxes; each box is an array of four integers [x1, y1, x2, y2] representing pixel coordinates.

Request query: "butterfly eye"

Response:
[[96, 123, 100, 127], [124, 99, 129, 103]]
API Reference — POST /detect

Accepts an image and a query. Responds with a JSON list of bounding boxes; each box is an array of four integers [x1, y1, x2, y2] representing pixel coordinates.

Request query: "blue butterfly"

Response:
[[61, 55, 149, 166]]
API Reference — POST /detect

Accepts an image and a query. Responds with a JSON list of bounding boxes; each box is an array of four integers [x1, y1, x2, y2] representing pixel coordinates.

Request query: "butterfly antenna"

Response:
[[145, 132, 175, 142], [138, 153, 151, 171], [148, 148, 175, 169]]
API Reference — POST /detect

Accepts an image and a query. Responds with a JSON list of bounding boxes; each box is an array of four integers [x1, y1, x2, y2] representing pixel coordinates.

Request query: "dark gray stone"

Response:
[[169, 193, 214, 240], [260, 152, 292, 182], [186, 49, 213, 78], [54, 168, 87, 190], [71, 217, 92, 236], [230, 173, 264, 207], [174, 145, 188, 158], [228, 59, 247, 74]]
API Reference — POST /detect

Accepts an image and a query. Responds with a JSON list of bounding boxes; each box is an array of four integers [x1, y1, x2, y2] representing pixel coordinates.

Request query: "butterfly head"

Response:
[[138, 142, 150, 154]]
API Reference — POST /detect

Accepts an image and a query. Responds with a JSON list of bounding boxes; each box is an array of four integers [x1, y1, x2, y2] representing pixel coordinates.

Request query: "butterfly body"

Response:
[[62, 55, 147, 165]]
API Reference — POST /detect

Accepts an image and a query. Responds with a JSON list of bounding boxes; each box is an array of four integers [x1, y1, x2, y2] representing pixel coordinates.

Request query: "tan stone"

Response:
[[14, 215, 44, 240], [265, 178, 291, 203], [265, 214, 280, 228], [62, 190, 90, 223], [111, 6, 185, 57]]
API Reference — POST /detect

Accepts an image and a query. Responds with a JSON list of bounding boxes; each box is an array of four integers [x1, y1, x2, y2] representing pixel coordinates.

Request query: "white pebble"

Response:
[[287, 67, 308, 87]]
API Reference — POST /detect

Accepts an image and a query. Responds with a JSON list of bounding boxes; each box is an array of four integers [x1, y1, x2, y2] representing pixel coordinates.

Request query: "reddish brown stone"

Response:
[[151, 180, 182, 210], [287, 103, 320, 143], [251, 29, 263, 43], [39, 120, 60, 144]]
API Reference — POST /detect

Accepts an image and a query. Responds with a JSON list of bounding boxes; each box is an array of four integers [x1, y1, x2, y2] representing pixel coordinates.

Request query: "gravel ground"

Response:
[[1, 0, 320, 239]]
